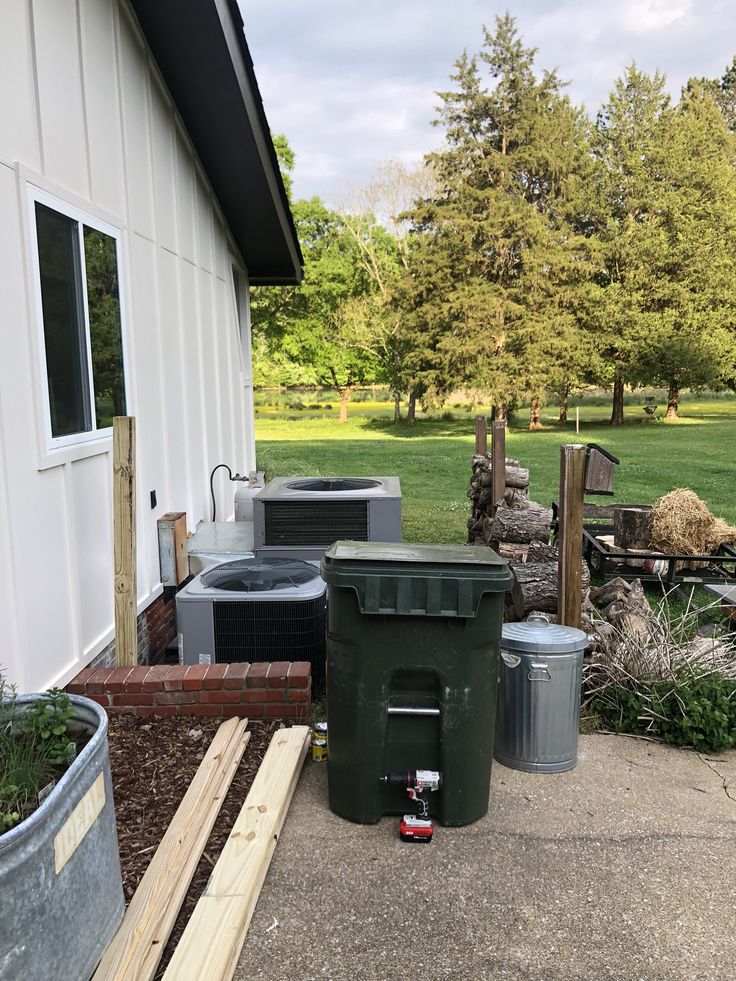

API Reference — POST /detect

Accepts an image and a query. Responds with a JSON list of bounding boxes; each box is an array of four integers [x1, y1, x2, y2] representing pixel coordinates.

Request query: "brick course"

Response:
[[66, 662, 311, 723]]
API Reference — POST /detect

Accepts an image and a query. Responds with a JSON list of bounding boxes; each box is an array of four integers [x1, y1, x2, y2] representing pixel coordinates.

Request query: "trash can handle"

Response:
[[528, 662, 551, 682], [527, 613, 550, 625], [387, 706, 441, 717]]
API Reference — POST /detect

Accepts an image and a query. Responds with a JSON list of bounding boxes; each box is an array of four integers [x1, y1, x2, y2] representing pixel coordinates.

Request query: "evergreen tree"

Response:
[[588, 66, 671, 424], [630, 84, 736, 416], [402, 14, 592, 427]]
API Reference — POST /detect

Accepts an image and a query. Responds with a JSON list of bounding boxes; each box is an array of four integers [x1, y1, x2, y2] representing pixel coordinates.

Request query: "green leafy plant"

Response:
[[1, 680, 77, 833]]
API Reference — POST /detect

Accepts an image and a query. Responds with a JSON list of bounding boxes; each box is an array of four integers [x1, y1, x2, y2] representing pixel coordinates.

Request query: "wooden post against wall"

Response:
[[113, 416, 137, 667], [491, 418, 506, 516], [557, 443, 587, 629], [474, 415, 488, 455]]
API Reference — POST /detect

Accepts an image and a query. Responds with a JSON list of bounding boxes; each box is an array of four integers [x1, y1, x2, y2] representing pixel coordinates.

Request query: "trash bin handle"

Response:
[[527, 613, 550, 625], [528, 662, 551, 682], [387, 706, 440, 717]]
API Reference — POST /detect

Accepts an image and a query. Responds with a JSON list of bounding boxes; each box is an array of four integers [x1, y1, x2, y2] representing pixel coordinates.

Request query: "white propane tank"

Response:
[[234, 470, 265, 522]]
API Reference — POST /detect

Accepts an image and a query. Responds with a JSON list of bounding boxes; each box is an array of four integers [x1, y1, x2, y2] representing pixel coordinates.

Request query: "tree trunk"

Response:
[[529, 396, 543, 431], [666, 381, 679, 420], [559, 382, 570, 424], [338, 387, 351, 423], [511, 560, 590, 618], [490, 502, 553, 544], [407, 391, 417, 426], [393, 390, 401, 423], [610, 373, 625, 426]]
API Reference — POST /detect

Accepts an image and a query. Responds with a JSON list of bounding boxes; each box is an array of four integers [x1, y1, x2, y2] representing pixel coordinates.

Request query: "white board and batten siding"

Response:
[[0, 0, 256, 693]]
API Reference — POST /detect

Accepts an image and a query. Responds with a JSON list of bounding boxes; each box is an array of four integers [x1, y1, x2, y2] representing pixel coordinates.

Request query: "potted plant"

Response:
[[0, 674, 124, 980]]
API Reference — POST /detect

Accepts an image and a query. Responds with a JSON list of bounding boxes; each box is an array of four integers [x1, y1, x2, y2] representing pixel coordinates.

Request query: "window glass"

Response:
[[35, 203, 90, 437], [84, 227, 126, 428], [32, 192, 127, 446]]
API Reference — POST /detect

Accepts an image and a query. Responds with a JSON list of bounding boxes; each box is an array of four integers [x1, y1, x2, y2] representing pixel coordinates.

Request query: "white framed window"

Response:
[[27, 185, 129, 451]]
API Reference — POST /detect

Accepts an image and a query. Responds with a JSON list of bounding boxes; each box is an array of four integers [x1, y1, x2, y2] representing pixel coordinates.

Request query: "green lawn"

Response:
[[255, 395, 736, 544]]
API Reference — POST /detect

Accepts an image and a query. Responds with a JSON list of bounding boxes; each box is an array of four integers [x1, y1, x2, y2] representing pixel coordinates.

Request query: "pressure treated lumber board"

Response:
[[163, 725, 311, 981], [94, 718, 250, 981]]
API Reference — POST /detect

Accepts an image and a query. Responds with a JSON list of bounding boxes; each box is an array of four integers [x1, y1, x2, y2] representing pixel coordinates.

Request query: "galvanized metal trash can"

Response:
[[494, 619, 588, 773]]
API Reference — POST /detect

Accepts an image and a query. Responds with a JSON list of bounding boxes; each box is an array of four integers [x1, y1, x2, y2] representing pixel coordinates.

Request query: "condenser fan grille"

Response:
[[263, 501, 369, 546], [200, 557, 319, 592], [285, 477, 380, 492]]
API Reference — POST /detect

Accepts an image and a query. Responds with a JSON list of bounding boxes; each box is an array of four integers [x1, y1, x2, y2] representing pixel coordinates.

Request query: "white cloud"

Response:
[[240, 0, 736, 203]]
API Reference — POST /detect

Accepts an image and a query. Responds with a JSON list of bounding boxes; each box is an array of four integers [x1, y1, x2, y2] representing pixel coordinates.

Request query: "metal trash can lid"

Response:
[[501, 621, 588, 654]]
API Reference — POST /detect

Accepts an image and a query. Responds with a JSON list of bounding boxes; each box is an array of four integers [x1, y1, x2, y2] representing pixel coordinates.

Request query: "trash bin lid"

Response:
[[501, 621, 588, 654], [321, 541, 511, 617]]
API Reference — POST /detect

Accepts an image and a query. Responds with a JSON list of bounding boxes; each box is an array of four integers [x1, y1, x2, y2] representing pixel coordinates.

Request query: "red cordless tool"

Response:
[[381, 770, 442, 842]]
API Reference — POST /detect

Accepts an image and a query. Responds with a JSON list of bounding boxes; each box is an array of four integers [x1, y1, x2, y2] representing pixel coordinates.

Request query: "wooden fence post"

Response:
[[474, 415, 488, 455], [113, 416, 137, 667], [557, 443, 587, 629], [491, 418, 506, 516]]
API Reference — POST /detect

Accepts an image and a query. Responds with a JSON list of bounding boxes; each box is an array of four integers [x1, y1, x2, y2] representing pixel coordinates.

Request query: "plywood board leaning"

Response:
[[163, 725, 311, 981], [94, 718, 250, 981]]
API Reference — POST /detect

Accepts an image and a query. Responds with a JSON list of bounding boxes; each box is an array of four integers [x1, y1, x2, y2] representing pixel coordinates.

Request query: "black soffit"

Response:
[[128, 0, 303, 285]]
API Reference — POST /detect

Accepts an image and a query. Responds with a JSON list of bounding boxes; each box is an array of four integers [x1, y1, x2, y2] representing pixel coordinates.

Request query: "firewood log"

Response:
[[613, 507, 653, 549], [511, 560, 590, 617], [491, 502, 552, 544]]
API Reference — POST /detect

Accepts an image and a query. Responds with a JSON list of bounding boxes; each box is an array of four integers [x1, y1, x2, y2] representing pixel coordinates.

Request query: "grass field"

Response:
[[255, 394, 736, 544]]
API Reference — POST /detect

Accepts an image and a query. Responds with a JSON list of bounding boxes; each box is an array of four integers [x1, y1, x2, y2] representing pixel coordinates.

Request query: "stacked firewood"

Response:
[[467, 455, 593, 621], [466, 454, 531, 544]]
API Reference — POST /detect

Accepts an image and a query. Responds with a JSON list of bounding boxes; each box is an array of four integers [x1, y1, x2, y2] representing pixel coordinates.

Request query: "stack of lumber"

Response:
[[94, 718, 251, 981], [95, 722, 310, 981], [467, 454, 530, 544]]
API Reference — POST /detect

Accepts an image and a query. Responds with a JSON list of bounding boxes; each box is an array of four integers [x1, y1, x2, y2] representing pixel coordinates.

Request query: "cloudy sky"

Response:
[[240, 1, 736, 205]]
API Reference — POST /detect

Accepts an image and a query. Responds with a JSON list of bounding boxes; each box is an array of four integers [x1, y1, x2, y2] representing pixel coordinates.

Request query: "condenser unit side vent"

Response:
[[263, 500, 369, 546]]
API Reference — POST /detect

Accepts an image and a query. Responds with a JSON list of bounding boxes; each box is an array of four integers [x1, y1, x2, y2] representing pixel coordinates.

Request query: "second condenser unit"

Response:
[[253, 476, 402, 560], [176, 557, 327, 683]]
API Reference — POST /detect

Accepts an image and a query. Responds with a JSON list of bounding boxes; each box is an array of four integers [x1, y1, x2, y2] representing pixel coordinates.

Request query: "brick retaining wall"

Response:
[[66, 662, 310, 722]]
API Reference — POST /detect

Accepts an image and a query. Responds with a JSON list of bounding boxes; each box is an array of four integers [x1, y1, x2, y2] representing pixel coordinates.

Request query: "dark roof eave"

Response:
[[128, 0, 303, 284]]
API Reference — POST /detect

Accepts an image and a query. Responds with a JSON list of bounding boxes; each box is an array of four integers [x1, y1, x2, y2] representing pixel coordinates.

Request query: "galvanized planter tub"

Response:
[[0, 694, 124, 981], [494, 620, 588, 773]]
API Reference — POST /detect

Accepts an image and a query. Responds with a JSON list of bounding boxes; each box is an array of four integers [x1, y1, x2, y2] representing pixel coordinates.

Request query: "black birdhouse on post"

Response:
[[584, 443, 619, 496]]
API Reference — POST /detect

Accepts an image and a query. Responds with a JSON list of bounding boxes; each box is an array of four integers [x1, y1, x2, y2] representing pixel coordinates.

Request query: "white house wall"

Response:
[[0, 0, 255, 692]]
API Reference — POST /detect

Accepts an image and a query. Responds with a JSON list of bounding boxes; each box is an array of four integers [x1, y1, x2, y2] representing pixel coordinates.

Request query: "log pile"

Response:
[[466, 455, 530, 544], [586, 576, 654, 646]]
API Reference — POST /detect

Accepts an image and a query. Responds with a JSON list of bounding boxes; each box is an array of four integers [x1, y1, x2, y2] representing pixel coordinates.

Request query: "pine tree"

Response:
[[402, 14, 592, 426], [588, 65, 671, 424]]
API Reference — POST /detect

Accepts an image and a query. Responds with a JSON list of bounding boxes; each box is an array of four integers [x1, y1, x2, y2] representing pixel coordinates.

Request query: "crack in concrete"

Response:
[[698, 754, 736, 803]]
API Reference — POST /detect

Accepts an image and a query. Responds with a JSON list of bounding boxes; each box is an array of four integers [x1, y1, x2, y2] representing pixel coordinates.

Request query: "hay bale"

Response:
[[649, 488, 736, 555]]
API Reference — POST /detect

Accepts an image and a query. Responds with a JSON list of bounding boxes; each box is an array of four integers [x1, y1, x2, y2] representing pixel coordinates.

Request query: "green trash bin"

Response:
[[321, 541, 511, 827]]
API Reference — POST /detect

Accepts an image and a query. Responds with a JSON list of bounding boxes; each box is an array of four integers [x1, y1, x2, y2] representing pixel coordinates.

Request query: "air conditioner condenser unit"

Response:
[[175, 558, 327, 684], [253, 476, 401, 560]]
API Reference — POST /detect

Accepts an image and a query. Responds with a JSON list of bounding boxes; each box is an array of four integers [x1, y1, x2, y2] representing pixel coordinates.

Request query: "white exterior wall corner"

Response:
[[0, 0, 256, 693]]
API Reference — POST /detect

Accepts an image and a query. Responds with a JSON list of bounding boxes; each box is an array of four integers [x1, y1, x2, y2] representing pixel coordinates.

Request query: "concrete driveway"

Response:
[[235, 735, 736, 981]]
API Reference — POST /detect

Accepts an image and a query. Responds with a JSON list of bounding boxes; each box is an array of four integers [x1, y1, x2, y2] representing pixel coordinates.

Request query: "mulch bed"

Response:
[[107, 713, 282, 978]]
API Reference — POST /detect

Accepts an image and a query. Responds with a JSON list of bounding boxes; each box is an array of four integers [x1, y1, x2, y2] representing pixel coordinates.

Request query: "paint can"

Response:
[[311, 722, 328, 762], [643, 557, 668, 576]]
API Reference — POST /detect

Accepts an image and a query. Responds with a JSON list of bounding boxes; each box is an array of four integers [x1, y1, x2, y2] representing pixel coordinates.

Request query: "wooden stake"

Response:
[[94, 719, 250, 981], [575, 406, 580, 435], [474, 415, 488, 455], [557, 444, 587, 629], [491, 419, 506, 516], [163, 726, 311, 981], [113, 417, 136, 666]]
